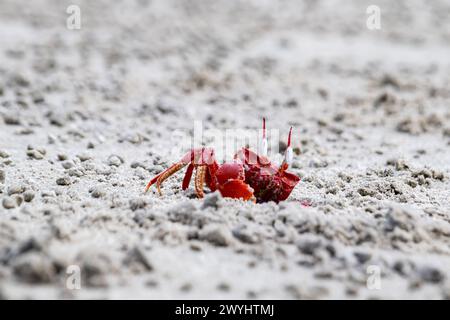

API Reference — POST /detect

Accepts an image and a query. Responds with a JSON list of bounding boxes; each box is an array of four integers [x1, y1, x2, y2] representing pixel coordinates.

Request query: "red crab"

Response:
[[145, 119, 300, 203]]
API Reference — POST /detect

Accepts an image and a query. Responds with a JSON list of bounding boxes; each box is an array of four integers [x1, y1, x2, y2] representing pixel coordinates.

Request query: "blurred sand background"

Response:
[[0, 0, 450, 299]]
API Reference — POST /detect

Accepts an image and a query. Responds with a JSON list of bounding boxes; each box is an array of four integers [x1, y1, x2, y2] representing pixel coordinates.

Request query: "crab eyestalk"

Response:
[[280, 127, 293, 172], [259, 117, 268, 157]]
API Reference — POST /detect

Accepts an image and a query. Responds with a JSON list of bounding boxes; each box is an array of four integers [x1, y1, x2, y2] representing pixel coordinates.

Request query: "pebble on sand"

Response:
[[419, 266, 444, 284], [232, 225, 260, 244], [2, 196, 17, 209], [23, 191, 35, 202], [90, 186, 106, 198], [3, 114, 21, 125], [108, 155, 124, 167], [8, 185, 25, 195], [77, 153, 92, 162], [297, 237, 322, 255], [129, 197, 147, 211], [123, 247, 153, 272], [61, 161, 74, 169], [12, 253, 56, 284], [26, 149, 45, 160], [199, 225, 233, 247], [0, 150, 10, 158], [201, 191, 222, 210], [56, 177, 71, 186]]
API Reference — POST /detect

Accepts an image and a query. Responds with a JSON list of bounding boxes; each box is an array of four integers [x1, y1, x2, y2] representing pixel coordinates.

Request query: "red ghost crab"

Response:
[[145, 119, 300, 203]]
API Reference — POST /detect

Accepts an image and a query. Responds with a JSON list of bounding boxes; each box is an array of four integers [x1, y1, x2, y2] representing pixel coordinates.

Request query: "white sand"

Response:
[[0, 0, 449, 299]]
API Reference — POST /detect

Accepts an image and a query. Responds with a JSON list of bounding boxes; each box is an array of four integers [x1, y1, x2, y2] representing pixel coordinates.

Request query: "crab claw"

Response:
[[219, 179, 254, 201], [215, 161, 245, 185], [277, 171, 301, 202], [215, 161, 255, 201]]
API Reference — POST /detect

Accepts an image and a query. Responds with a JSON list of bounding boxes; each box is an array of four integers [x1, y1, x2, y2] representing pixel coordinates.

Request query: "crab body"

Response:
[[145, 120, 300, 203], [235, 148, 300, 203]]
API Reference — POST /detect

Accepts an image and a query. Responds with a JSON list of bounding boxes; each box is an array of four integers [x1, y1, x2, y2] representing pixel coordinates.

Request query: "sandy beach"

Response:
[[0, 0, 449, 299]]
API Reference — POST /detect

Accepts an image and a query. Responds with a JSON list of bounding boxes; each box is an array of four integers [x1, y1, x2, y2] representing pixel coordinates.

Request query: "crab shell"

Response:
[[235, 148, 300, 203]]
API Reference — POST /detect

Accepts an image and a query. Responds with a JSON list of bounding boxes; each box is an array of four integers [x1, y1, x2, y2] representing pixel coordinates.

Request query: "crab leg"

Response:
[[194, 166, 206, 198], [182, 164, 194, 190], [145, 162, 186, 194]]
